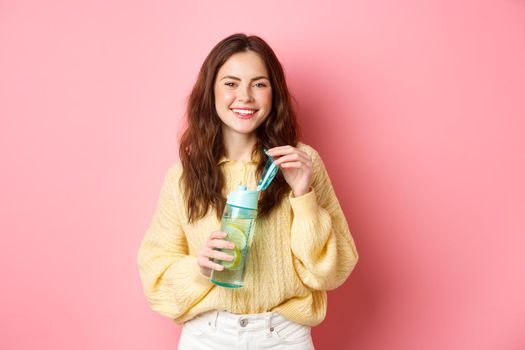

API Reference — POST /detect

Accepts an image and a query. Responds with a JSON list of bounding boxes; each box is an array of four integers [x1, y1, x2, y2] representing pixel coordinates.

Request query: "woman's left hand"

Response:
[[267, 145, 313, 197]]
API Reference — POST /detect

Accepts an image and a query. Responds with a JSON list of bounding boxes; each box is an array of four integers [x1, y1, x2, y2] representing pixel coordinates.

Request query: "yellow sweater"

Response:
[[137, 142, 358, 326]]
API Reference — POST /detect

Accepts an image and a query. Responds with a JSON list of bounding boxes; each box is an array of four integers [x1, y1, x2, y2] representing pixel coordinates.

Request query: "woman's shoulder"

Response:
[[164, 159, 184, 183]]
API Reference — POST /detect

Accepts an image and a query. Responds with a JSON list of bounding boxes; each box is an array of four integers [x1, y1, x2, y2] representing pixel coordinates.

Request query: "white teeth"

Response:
[[232, 109, 256, 115]]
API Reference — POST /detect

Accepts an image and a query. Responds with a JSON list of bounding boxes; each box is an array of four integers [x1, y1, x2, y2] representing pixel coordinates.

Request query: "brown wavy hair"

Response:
[[179, 33, 300, 223]]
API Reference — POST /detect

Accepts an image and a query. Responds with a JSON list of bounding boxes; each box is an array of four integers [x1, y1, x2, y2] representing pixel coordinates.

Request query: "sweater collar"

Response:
[[218, 151, 262, 165]]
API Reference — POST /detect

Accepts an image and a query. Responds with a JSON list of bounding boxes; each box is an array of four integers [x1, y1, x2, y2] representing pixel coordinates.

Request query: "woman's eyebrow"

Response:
[[220, 75, 269, 81]]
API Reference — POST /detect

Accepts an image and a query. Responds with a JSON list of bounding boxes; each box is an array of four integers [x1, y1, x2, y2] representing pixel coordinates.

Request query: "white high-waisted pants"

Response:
[[177, 310, 315, 350]]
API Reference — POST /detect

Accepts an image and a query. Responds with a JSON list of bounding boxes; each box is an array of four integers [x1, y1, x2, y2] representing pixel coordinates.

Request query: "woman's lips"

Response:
[[232, 109, 257, 119]]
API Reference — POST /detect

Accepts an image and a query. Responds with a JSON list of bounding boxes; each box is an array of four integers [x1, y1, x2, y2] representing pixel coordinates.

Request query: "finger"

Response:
[[292, 148, 310, 159], [280, 161, 303, 168], [273, 153, 310, 167], [267, 145, 296, 157], [197, 256, 225, 271], [269, 148, 311, 165], [204, 248, 235, 262], [209, 230, 228, 239], [275, 155, 312, 170], [208, 239, 235, 250]]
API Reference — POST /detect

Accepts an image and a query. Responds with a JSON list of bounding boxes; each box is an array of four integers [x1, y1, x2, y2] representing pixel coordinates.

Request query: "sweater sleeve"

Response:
[[289, 148, 359, 291], [137, 164, 214, 321]]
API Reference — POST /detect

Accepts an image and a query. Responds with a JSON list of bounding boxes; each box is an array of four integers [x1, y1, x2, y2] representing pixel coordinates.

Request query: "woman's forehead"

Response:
[[218, 51, 268, 78]]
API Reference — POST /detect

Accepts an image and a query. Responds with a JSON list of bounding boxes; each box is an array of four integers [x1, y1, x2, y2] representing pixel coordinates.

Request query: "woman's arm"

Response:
[[288, 148, 359, 291], [137, 164, 214, 320]]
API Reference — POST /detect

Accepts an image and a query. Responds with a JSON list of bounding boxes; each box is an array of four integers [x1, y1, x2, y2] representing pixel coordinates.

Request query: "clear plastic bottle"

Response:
[[210, 185, 258, 288]]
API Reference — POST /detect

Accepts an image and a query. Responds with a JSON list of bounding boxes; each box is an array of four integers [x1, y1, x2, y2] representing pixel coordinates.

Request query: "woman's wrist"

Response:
[[292, 186, 312, 197]]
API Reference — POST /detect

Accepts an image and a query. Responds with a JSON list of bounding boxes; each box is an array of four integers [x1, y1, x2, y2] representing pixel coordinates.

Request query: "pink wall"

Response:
[[1, 0, 524, 349]]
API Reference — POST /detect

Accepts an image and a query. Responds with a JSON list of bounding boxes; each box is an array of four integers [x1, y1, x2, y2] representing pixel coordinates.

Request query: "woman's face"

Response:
[[214, 50, 273, 138]]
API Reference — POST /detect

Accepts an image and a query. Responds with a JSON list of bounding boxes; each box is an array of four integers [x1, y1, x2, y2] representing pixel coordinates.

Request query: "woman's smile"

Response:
[[231, 108, 259, 119]]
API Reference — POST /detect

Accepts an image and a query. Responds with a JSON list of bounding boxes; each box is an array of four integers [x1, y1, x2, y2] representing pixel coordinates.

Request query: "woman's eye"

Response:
[[224, 81, 268, 88]]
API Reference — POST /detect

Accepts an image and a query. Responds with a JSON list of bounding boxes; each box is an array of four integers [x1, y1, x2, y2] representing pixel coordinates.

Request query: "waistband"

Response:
[[190, 310, 292, 335]]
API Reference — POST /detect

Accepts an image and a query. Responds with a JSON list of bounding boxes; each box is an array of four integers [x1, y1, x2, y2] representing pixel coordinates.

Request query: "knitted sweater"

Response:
[[137, 142, 358, 326]]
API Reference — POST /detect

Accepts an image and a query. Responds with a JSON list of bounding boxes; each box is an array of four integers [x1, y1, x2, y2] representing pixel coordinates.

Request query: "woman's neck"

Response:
[[222, 130, 258, 162]]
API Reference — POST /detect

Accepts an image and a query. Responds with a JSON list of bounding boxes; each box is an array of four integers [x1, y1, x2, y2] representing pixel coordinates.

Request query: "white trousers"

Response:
[[178, 310, 315, 350]]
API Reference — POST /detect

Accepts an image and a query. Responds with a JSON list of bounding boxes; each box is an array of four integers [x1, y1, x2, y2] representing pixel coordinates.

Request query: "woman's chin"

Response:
[[222, 122, 262, 136]]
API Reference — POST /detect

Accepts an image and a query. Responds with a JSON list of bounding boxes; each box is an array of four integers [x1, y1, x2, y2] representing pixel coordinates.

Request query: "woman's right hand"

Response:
[[197, 231, 235, 278]]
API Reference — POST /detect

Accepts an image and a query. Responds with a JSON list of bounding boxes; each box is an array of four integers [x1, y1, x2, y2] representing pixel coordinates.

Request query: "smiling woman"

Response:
[[214, 51, 273, 133], [137, 33, 359, 350]]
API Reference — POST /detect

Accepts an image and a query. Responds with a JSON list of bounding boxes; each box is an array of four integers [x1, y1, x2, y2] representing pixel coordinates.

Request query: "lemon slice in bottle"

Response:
[[223, 223, 247, 250], [221, 248, 242, 270]]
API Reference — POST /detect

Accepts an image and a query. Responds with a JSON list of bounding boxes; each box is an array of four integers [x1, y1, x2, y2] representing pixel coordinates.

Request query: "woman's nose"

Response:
[[237, 85, 254, 102]]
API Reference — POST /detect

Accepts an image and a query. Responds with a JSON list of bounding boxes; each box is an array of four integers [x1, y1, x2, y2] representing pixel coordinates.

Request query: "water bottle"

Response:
[[210, 149, 279, 288], [210, 185, 258, 288]]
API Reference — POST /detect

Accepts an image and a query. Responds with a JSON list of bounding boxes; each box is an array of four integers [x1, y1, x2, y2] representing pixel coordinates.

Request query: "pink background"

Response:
[[1, 0, 524, 349]]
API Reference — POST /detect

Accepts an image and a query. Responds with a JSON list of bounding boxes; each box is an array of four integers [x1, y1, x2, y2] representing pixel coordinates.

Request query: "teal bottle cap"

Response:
[[256, 149, 279, 192], [227, 185, 259, 210]]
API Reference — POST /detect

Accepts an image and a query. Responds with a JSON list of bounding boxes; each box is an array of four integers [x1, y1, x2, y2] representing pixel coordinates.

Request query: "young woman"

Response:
[[137, 33, 359, 350]]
